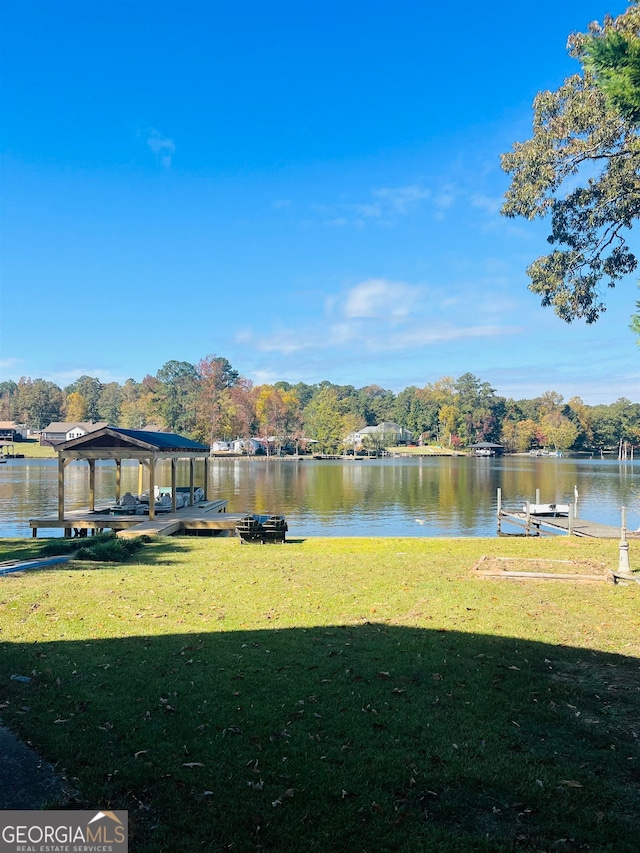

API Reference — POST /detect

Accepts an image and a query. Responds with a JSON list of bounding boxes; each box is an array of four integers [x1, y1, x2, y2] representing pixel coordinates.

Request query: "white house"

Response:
[[40, 421, 109, 446], [231, 438, 262, 454], [0, 421, 28, 441], [346, 421, 413, 449]]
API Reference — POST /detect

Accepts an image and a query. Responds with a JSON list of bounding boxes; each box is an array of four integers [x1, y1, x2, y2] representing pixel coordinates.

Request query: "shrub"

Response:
[[75, 535, 149, 562], [41, 533, 150, 563]]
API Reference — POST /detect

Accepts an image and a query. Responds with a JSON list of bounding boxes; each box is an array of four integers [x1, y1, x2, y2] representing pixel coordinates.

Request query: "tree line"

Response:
[[1, 357, 638, 455]]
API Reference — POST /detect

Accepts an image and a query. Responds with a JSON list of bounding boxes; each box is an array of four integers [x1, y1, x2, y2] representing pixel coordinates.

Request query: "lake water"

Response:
[[1, 455, 639, 538]]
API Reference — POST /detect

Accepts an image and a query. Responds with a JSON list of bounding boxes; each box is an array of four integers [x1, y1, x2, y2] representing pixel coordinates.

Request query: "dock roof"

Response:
[[56, 426, 209, 459]]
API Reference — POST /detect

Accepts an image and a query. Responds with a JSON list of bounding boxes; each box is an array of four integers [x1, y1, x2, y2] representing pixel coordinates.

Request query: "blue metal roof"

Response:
[[109, 428, 209, 451]]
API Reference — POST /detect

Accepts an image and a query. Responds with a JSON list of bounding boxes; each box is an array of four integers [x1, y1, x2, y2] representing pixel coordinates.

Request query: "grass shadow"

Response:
[[1, 625, 638, 852]]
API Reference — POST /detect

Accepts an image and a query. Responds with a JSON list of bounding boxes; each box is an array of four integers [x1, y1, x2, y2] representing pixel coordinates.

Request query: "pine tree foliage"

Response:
[[582, 4, 640, 124]]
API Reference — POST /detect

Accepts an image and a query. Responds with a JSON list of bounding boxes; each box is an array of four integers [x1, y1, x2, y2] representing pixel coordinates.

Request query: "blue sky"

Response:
[[1, 0, 638, 404]]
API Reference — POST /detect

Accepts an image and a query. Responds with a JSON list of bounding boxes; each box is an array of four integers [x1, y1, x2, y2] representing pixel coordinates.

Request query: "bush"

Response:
[[75, 535, 150, 562], [41, 533, 150, 563]]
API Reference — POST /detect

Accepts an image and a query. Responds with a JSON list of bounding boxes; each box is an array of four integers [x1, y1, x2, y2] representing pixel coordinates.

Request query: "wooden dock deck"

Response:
[[498, 509, 639, 539], [29, 500, 246, 539]]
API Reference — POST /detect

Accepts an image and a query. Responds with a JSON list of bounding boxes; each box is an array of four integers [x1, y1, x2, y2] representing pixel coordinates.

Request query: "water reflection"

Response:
[[1, 456, 638, 538]]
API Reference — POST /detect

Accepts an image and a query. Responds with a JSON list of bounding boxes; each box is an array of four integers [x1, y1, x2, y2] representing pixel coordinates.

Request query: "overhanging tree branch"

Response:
[[501, 3, 640, 322]]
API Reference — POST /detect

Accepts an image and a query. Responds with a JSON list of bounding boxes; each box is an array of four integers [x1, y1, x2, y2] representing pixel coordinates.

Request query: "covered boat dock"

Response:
[[29, 427, 225, 537]]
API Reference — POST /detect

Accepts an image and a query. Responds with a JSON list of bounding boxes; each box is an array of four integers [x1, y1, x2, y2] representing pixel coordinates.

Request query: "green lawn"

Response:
[[1, 536, 639, 852], [5, 439, 56, 458], [387, 445, 466, 456]]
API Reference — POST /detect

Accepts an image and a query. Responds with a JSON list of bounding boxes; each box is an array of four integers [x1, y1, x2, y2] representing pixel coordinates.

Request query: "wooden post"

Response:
[[171, 459, 177, 512], [535, 488, 540, 506], [148, 457, 155, 521], [88, 459, 96, 512], [568, 504, 574, 536], [115, 459, 122, 502], [58, 455, 65, 522], [138, 462, 144, 498], [525, 501, 530, 536], [496, 487, 502, 534], [203, 455, 209, 501], [189, 458, 195, 506]]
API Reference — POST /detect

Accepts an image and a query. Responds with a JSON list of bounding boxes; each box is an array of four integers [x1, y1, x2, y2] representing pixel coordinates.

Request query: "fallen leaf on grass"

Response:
[[560, 780, 583, 788], [183, 762, 205, 768], [134, 750, 148, 758], [272, 788, 294, 807], [269, 729, 290, 741]]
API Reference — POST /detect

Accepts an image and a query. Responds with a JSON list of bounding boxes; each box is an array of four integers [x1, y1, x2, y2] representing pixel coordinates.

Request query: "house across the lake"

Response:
[[40, 421, 110, 447], [346, 422, 413, 450], [0, 421, 28, 441]]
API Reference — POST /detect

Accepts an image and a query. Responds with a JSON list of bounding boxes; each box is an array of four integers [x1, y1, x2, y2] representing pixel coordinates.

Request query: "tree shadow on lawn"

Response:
[[1, 625, 638, 853]]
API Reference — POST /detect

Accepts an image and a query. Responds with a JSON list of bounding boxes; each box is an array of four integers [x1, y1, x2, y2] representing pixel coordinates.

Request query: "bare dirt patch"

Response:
[[472, 555, 611, 582]]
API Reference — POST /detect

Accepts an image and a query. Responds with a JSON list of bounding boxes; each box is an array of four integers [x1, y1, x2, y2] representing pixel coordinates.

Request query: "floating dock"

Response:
[[496, 488, 639, 539], [496, 509, 638, 539], [29, 500, 245, 539]]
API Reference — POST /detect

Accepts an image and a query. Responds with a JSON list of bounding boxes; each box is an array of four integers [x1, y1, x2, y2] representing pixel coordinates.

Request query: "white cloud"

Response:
[[372, 184, 431, 214], [147, 129, 176, 167], [251, 368, 282, 385], [237, 318, 518, 357], [235, 275, 520, 359], [343, 278, 421, 320], [0, 358, 22, 379], [315, 183, 433, 227], [471, 193, 503, 216]]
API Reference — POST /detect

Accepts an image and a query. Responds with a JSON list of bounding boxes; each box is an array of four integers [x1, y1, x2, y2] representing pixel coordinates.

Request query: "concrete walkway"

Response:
[[0, 724, 74, 808]]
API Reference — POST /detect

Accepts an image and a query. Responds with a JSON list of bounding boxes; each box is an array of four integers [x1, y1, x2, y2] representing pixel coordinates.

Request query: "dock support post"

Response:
[[525, 501, 531, 536], [203, 456, 209, 501], [171, 459, 177, 512], [115, 460, 122, 502], [568, 505, 574, 536], [189, 459, 195, 506], [58, 455, 65, 522], [148, 458, 156, 521], [496, 488, 502, 534], [88, 459, 96, 512], [535, 488, 540, 506]]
